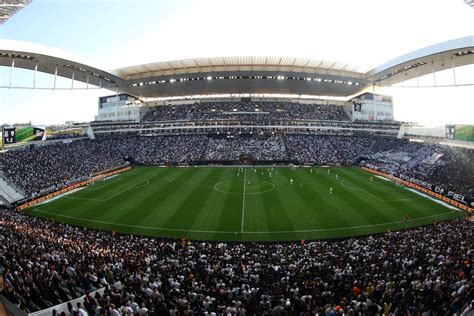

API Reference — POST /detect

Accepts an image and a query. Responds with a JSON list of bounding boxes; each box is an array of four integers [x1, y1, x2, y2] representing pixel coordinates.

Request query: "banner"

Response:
[[353, 101, 362, 112], [362, 166, 473, 213]]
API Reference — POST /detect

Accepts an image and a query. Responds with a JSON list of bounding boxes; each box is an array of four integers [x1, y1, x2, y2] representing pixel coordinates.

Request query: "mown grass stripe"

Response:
[[26, 166, 465, 242]]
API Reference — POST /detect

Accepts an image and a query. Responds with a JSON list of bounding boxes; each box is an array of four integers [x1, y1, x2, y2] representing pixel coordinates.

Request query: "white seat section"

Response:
[[0, 176, 25, 203]]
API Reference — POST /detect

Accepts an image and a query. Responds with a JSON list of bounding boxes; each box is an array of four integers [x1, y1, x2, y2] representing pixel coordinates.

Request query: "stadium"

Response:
[[0, 1, 473, 315]]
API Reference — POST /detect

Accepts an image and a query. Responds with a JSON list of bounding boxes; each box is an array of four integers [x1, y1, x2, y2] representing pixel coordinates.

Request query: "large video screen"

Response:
[[454, 125, 474, 142], [2, 125, 46, 145], [446, 125, 474, 142]]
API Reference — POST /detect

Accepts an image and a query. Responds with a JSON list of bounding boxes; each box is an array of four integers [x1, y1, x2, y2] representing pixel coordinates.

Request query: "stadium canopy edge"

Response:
[[0, 36, 473, 97]]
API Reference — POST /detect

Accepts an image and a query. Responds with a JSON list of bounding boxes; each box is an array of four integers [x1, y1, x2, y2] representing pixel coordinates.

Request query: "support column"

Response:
[[416, 65, 420, 88], [53, 65, 58, 89], [9, 60, 15, 88], [451, 58, 457, 86], [33, 62, 38, 89], [115, 87, 119, 121], [372, 84, 377, 121]]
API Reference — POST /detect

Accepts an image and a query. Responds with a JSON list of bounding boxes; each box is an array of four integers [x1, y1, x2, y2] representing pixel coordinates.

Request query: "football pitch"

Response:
[[26, 166, 465, 241]]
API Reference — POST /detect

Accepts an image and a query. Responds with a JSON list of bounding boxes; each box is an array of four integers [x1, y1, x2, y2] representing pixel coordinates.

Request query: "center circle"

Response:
[[214, 179, 276, 195]]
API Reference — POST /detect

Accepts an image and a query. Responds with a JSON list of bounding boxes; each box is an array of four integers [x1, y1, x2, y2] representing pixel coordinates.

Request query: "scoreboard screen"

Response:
[[2, 125, 46, 145], [353, 101, 362, 112], [2, 127, 16, 144], [445, 125, 456, 140]]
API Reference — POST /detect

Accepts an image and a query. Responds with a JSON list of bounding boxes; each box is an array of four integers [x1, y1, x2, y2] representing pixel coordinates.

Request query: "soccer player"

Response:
[[328, 169, 330, 174], [290, 179, 293, 185], [403, 214, 409, 223], [330, 187, 333, 194]]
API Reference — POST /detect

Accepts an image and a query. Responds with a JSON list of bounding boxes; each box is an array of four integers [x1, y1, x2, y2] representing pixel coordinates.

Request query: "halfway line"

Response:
[[241, 169, 247, 232]]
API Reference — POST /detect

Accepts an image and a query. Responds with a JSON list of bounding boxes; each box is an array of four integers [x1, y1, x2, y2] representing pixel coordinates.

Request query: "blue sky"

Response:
[[0, 0, 473, 125]]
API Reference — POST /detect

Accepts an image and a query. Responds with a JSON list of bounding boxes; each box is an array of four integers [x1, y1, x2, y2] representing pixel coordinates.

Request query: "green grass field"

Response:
[[26, 167, 465, 241]]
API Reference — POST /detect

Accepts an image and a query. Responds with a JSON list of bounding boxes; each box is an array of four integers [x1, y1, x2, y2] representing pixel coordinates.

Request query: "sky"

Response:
[[0, 0, 473, 126]]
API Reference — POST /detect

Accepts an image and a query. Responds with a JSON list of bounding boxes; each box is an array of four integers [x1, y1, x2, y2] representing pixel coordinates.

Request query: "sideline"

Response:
[[31, 209, 457, 235]]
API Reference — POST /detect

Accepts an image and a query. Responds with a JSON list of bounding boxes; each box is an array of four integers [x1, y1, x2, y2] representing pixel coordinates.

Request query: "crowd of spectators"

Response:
[[141, 101, 350, 122], [284, 135, 375, 165], [364, 141, 474, 201], [0, 139, 128, 198], [204, 135, 287, 161], [1, 134, 472, 202], [0, 209, 472, 315], [46, 131, 88, 141], [0, 136, 208, 197]]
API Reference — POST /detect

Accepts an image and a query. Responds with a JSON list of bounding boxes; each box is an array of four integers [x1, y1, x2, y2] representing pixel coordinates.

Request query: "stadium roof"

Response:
[[0, 0, 31, 25], [0, 36, 473, 98], [366, 36, 474, 86], [114, 56, 370, 81]]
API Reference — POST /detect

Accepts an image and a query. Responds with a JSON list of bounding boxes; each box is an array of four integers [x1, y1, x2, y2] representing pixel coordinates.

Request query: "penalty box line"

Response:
[[65, 172, 160, 202]]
